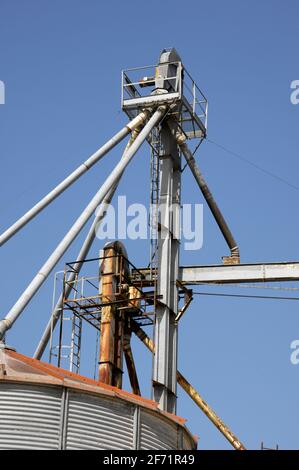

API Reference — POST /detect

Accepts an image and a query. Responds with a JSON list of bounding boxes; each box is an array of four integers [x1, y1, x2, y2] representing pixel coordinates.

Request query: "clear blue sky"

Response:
[[0, 0, 299, 450]]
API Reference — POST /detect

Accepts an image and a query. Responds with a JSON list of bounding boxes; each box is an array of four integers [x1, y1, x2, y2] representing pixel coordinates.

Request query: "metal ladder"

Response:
[[49, 271, 83, 374], [69, 314, 82, 373], [149, 126, 161, 280]]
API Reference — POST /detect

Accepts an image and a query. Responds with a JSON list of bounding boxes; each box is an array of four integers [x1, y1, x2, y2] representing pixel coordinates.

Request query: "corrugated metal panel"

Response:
[[139, 410, 179, 450], [0, 383, 62, 450], [65, 390, 135, 449], [0, 381, 195, 450], [183, 431, 196, 450]]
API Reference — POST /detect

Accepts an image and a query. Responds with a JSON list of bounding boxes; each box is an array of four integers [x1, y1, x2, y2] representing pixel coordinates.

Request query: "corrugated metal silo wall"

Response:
[[65, 390, 135, 449], [0, 382, 196, 450], [0, 383, 62, 449]]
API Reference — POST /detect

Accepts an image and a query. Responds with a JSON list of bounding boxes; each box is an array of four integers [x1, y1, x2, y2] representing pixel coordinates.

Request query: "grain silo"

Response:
[[0, 49, 250, 450], [0, 344, 196, 450]]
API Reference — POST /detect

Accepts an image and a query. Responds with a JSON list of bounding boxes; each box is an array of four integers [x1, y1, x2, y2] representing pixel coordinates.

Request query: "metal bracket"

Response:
[[175, 281, 193, 322]]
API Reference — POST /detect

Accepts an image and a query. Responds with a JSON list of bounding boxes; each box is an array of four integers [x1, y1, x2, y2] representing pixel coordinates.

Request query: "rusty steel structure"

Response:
[[99, 242, 132, 388], [99, 243, 127, 387], [0, 48, 297, 450]]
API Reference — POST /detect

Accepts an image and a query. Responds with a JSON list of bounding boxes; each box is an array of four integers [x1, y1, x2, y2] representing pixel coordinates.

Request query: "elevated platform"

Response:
[[122, 48, 208, 141]]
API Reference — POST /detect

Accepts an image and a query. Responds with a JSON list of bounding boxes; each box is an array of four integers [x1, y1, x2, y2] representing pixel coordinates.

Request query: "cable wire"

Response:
[[193, 291, 299, 301], [193, 282, 299, 292], [207, 138, 299, 192]]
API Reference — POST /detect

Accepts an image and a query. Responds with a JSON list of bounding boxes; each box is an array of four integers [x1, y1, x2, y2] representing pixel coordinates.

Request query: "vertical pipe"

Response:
[[99, 242, 130, 387], [99, 245, 119, 385]]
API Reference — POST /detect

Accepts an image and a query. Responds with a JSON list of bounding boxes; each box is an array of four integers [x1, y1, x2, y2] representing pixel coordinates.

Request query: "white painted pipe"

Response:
[[0, 107, 166, 340], [33, 185, 117, 359], [33, 127, 142, 360], [0, 110, 150, 247]]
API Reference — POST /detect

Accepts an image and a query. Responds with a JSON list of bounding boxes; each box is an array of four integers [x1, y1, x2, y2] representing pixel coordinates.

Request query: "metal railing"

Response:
[[121, 61, 208, 140], [121, 61, 183, 104]]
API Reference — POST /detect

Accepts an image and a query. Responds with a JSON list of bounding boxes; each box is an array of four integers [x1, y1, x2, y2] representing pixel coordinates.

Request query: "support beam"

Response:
[[131, 261, 299, 286], [175, 282, 193, 322], [177, 372, 246, 450], [123, 326, 141, 396], [180, 262, 299, 285], [123, 92, 180, 110], [153, 122, 180, 414]]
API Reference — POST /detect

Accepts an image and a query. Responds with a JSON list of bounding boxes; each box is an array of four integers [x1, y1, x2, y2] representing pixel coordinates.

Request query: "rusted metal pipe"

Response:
[[131, 319, 246, 450], [177, 137, 240, 263], [131, 320, 155, 352], [99, 241, 130, 387], [99, 244, 121, 385], [177, 372, 246, 450]]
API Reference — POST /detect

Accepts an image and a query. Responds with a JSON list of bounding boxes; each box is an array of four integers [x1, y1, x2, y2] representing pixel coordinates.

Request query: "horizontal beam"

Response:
[[180, 262, 299, 284], [123, 92, 180, 109], [131, 262, 299, 285]]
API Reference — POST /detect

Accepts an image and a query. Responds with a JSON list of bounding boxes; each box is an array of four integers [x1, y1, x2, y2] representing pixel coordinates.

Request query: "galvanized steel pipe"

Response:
[[34, 128, 143, 360], [0, 110, 150, 247], [33, 187, 116, 359], [0, 107, 166, 340]]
